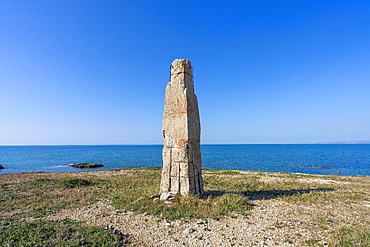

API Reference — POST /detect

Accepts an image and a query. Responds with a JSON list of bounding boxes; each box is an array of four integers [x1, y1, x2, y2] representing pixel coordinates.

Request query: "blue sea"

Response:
[[0, 145, 369, 176]]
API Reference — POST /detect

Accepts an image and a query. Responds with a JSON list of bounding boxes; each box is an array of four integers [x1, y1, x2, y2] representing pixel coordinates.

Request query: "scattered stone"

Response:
[[159, 192, 177, 201], [196, 220, 207, 225], [160, 59, 204, 199], [184, 227, 195, 234], [66, 163, 104, 168], [163, 200, 173, 206]]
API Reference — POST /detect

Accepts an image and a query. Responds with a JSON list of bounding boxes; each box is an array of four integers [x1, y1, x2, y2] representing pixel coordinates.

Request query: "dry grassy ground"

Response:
[[1, 168, 369, 246]]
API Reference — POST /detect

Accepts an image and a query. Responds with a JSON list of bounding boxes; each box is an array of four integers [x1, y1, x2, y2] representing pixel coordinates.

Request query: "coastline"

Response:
[[1, 168, 369, 246], [1, 144, 370, 176]]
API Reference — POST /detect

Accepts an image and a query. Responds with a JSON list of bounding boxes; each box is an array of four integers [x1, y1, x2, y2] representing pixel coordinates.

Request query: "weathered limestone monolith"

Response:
[[160, 59, 204, 200]]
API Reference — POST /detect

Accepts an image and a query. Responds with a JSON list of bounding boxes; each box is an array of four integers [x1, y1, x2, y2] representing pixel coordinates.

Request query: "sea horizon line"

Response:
[[1, 141, 370, 146]]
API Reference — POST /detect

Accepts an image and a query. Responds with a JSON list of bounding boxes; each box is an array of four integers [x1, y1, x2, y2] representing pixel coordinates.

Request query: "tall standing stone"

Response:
[[160, 59, 204, 199]]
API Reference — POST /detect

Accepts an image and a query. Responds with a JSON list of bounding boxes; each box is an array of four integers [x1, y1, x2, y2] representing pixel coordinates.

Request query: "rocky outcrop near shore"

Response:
[[66, 163, 104, 168], [0, 164, 4, 169]]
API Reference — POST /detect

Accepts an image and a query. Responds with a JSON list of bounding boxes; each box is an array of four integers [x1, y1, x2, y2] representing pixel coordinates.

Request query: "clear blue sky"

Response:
[[1, 1, 370, 145]]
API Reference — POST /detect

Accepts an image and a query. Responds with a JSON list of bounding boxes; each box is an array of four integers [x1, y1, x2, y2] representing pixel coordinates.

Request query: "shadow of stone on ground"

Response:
[[203, 187, 335, 200]]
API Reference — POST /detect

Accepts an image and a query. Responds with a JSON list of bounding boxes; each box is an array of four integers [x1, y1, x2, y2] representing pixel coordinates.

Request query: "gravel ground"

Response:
[[3, 169, 368, 246], [48, 195, 369, 246]]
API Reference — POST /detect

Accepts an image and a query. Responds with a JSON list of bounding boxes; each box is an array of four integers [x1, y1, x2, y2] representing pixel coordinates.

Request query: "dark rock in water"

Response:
[[67, 163, 104, 169], [0, 164, 4, 169]]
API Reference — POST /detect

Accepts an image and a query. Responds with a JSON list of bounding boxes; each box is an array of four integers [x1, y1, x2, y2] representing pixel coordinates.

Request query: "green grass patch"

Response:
[[23, 209, 49, 218], [108, 169, 254, 221], [0, 218, 130, 246], [284, 239, 294, 244], [115, 192, 253, 221], [0, 177, 104, 220], [218, 170, 241, 175], [59, 178, 95, 188], [305, 239, 319, 245], [23, 177, 98, 189], [339, 228, 370, 247]]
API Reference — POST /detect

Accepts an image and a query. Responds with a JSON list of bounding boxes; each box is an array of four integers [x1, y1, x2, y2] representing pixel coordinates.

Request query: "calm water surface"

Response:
[[0, 145, 369, 176]]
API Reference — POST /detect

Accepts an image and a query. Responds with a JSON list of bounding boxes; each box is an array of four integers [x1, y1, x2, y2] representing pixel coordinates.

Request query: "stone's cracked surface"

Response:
[[160, 59, 204, 199]]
